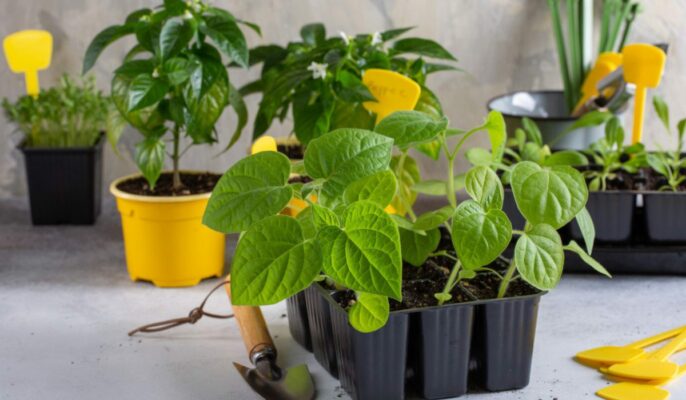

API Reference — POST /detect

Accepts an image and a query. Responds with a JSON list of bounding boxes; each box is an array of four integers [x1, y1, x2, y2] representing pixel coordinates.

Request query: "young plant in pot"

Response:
[[642, 96, 686, 242], [82, 0, 256, 287], [204, 110, 609, 399], [240, 23, 457, 160], [2, 75, 120, 225], [488, 0, 641, 149]]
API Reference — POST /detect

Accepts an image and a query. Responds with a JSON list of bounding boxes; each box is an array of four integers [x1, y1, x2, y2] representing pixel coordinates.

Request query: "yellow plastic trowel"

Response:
[[576, 325, 686, 367], [622, 43, 666, 144], [362, 69, 421, 124], [572, 52, 623, 116], [3, 30, 53, 97], [596, 363, 686, 400], [607, 328, 686, 381]]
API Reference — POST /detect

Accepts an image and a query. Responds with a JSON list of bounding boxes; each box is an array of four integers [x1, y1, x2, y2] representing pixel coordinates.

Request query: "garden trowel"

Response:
[[226, 278, 315, 400], [362, 68, 421, 124], [3, 30, 53, 97]]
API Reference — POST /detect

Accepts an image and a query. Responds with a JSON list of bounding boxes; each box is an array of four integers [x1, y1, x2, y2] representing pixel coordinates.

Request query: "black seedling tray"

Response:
[[565, 245, 686, 275]]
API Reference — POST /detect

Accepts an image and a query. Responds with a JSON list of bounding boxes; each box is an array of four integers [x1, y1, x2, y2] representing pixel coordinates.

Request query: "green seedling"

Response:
[[204, 109, 609, 334], [83, 0, 256, 190], [583, 116, 646, 191], [647, 96, 686, 191], [2, 75, 121, 148]]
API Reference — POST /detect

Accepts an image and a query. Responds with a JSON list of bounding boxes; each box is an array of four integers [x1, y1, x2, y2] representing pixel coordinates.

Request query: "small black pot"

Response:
[[311, 284, 544, 399], [569, 191, 636, 243], [285, 292, 312, 351], [304, 285, 338, 377], [644, 192, 686, 242], [20, 136, 103, 225], [502, 189, 525, 231]]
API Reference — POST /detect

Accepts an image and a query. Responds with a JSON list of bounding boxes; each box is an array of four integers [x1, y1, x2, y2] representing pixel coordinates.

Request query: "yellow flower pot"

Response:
[[110, 173, 225, 288]]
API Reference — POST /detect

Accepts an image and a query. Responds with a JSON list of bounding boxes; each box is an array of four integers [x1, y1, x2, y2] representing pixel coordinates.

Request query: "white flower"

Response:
[[307, 62, 328, 80], [339, 31, 351, 46], [371, 31, 383, 46]]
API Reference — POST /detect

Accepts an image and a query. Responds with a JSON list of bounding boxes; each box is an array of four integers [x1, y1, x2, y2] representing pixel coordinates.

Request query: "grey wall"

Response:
[[1, 0, 684, 198]]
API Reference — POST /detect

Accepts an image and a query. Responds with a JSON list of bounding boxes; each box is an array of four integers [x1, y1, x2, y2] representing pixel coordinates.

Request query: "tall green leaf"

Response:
[[399, 227, 440, 267], [452, 200, 512, 270], [159, 17, 195, 60], [134, 136, 166, 189], [127, 74, 169, 112], [392, 38, 456, 60], [83, 24, 136, 74], [201, 15, 249, 68], [465, 166, 504, 210], [374, 110, 447, 149], [344, 170, 397, 207], [515, 224, 564, 290], [348, 292, 390, 333]]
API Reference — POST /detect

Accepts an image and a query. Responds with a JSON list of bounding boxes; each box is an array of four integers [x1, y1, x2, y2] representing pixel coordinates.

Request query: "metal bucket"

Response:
[[488, 90, 623, 150]]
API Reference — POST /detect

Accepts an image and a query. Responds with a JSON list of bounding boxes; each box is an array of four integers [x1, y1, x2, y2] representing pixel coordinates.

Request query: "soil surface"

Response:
[[288, 175, 313, 184], [116, 172, 220, 196], [333, 228, 540, 312], [277, 143, 304, 160]]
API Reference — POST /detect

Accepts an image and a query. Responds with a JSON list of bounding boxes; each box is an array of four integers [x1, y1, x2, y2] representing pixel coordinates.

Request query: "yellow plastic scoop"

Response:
[[362, 69, 421, 124], [572, 52, 623, 115], [3, 30, 53, 97], [251, 135, 277, 154], [597, 364, 686, 400], [576, 325, 686, 366], [622, 43, 666, 144], [607, 328, 686, 381]]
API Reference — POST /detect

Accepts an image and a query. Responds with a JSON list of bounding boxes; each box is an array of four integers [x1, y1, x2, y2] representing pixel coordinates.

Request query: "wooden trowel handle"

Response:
[[225, 276, 276, 362]]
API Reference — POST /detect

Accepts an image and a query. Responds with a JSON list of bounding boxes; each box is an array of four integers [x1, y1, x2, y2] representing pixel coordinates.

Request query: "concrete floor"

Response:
[[1, 197, 686, 400]]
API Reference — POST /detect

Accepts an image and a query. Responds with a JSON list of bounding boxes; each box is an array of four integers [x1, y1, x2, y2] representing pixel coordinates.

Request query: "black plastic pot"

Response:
[[502, 189, 525, 230], [644, 192, 686, 242], [569, 191, 635, 243], [311, 283, 543, 399], [285, 292, 312, 351], [20, 137, 103, 225], [304, 285, 338, 377]]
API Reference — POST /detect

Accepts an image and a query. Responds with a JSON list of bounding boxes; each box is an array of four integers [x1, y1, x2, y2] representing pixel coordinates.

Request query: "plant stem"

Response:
[[172, 124, 182, 190], [438, 259, 462, 306], [497, 260, 518, 299], [447, 155, 457, 208], [547, 0, 573, 110]]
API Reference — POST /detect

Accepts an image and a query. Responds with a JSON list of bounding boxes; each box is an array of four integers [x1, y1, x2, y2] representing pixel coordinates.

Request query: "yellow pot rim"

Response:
[[109, 171, 217, 203]]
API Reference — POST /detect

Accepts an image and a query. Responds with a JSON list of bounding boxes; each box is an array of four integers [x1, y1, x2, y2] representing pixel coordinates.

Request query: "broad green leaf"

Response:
[[390, 154, 420, 215], [115, 59, 155, 79], [83, 24, 136, 73], [380, 26, 414, 41], [336, 70, 376, 102], [653, 95, 670, 132], [162, 57, 195, 85], [300, 23, 325, 46], [159, 17, 195, 60], [567, 110, 612, 132], [344, 170, 397, 207], [465, 166, 503, 210], [564, 241, 611, 278], [310, 203, 340, 228], [296, 207, 316, 240], [318, 201, 402, 299], [543, 150, 588, 167], [134, 136, 165, 189], [184, 58, 230, 143], [399, 227, 440, 267], [452, 200, 512, 270], [647, 153, 669, 177], [605, 117, 624, 148], [521, 142, 544, 163], [412, 175, 465, 196], [111, 74, 166, 134], [521, 117, 543, 146], [575, 207, 595, 255], [390, 214, 421, 232], [203, 152, 293, 233], [413, 206, 453, 231], [348, 292, 389, 333], [392, 37, 456, 60], [222, 82, 248, 151], [305, 129, 393, 204], [485, 111, 506, 163], [293, 89, 329, 145], [201, 15, 249, 68], [415, 139, 442, 160], [374, 111, 447, 149], [330, 101, 375, 131], [511, 161, 588, 229], [127, 74, 169, 112], [466, 147, 492, 166], [515, 224, 563, 290], [231, 216, 321, 305]]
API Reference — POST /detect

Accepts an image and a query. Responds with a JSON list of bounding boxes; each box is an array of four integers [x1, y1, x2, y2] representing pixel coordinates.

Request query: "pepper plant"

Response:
[[82, 0, 256, 190], [647, 96, 686, 191], [203, 110, 609, 334], [242, 23, 457, 147]]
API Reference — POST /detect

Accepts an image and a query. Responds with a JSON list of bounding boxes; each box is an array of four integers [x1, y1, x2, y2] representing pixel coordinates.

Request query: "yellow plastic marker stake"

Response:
[[362, 69, 421, 125], [622, 43, 667, 144], [608, 328, 686, 381], [3, 30, 53, 97], [597, 364, 686, 400], [251, 135, 277, 154], [599, 342, 686, 384], [576, 325, 686, 366], [572, 52, 623, 115]]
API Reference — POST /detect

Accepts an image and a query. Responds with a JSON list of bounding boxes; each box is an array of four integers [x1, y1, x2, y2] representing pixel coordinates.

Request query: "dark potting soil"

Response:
[[459, 258, 539, 299], [277, 143, 304, 160], [116, 172, 220, 196], [288, 175, 313, 184]]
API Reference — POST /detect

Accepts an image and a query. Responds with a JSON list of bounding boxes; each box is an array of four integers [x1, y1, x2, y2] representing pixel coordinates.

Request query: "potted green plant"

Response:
[[203, 110, 608, 399], [240, 23, 457, 159], [2, 75, 119, 225], [488, 0, 641, 149], [82, 0, 256, 287]]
